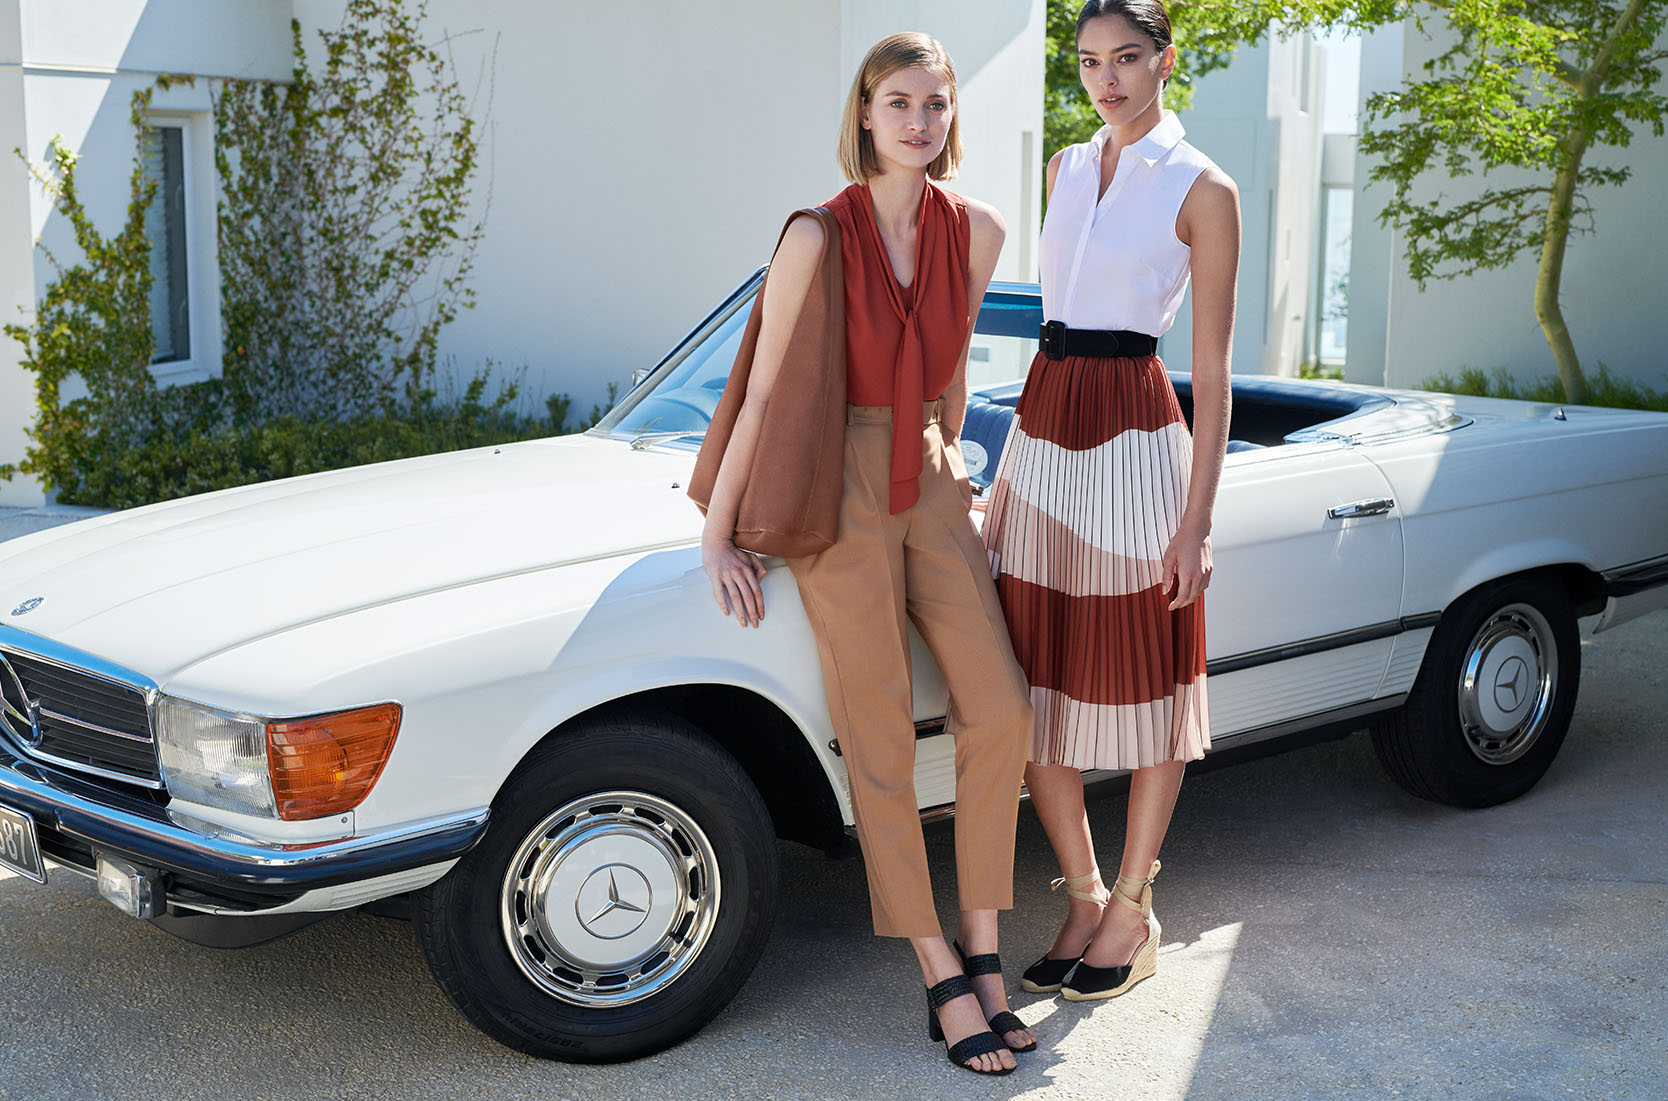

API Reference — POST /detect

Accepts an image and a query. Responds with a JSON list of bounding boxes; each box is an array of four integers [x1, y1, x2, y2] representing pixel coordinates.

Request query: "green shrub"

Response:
[[1418, 364, 1668, 412], [37, 374, 613, 511]]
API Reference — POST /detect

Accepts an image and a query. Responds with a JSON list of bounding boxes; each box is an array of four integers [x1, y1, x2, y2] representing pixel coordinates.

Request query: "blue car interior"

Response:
[[959, 284, 1386, 489]]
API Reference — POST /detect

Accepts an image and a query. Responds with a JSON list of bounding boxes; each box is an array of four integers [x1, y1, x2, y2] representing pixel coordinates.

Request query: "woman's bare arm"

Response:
[[941, 199, 1007, 444], [700, 214, 825, 627], [1165, 166, 1240, 610]]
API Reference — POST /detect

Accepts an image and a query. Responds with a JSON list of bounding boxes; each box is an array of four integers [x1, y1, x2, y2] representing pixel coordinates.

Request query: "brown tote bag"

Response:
[[688, 207, 845, 558]]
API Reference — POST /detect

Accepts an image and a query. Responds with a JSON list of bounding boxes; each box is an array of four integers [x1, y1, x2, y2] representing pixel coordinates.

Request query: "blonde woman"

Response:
[[699, 34, 1037, 1075]]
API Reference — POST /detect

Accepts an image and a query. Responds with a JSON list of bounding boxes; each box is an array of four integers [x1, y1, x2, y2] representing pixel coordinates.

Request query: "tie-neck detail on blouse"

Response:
[[827, 181, 971, 513]]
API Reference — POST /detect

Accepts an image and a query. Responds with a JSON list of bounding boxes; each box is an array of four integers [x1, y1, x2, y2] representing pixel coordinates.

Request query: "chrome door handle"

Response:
[[1327, 497, 1395, 519]]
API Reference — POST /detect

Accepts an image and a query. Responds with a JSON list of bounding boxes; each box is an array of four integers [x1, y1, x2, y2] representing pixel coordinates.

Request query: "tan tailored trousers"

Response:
[[788, 401, 1034, 938]]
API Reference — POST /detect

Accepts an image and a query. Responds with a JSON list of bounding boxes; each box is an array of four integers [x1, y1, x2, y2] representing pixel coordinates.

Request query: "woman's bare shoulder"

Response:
[[778, 211, 827, 255], [1187, 163, 1240, 209], [961, 195, 1008, 248]]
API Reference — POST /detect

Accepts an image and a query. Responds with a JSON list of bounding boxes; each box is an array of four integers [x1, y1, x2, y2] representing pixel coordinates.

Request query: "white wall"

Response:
[[0, 0, 291, 505], [1347, 21, 1668, 392], [2, 1, 1043, 500], [292, 0, 1043, 422], [1163, 32, 1325, 379]]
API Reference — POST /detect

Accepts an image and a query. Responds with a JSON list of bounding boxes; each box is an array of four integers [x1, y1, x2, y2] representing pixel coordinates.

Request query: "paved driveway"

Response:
[[1, 510, 1663, 1098]]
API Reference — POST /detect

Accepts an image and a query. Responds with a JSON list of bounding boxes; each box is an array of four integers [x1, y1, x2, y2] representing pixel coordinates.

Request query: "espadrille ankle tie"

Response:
[[1110, 859, 1161, 917], [1049, 869, 1111, 906]]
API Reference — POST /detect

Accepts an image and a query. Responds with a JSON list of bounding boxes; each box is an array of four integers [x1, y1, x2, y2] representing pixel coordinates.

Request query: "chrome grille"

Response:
[[0, 646, 161, 787]]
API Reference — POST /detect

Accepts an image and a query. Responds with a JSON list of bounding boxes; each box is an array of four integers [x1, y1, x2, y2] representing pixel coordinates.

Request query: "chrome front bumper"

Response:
[[0, 739, 487, 906]]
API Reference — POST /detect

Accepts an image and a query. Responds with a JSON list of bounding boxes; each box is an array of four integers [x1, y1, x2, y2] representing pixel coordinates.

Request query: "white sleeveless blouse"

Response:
[[1038, 111, 1216, 337]]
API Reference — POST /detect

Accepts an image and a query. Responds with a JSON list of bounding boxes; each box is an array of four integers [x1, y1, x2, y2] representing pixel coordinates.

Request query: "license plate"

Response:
[[0, 801, 46, 883]]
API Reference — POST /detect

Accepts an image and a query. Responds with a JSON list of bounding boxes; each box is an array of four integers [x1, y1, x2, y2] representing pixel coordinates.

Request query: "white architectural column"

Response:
[[0, 0, 40, 505], [1166, 33, 1324, 378], [1342, 22, 1404, 387]]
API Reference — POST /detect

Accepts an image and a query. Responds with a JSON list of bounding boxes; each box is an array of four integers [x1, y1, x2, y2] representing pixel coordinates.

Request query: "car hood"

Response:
[[0, 434, 701, 681]]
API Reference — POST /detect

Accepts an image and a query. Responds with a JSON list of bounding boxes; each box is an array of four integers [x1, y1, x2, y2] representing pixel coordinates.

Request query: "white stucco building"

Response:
[[1, 0, 1047, 506], [1160, 32, 1327, 379], [1344, 21, 1668, 392]]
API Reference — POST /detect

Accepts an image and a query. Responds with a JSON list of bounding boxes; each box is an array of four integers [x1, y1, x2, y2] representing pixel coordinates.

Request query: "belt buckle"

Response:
[[1040, 320, 1065, 360]]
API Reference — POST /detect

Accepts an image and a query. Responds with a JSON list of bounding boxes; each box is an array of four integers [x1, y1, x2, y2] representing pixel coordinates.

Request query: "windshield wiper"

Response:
[[628, 430, 700, 450]]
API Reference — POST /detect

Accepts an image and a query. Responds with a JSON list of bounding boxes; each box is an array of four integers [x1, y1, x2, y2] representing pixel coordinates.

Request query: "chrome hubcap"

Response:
[[500, 790, 720, 1007], [1458, 603, 1557, 765]]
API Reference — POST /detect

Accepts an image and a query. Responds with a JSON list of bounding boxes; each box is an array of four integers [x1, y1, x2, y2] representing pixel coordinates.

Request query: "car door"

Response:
[[1204, 441, 1406, 743]]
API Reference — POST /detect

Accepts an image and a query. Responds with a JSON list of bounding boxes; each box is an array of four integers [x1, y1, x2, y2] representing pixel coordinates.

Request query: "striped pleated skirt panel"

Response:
[[981, 350, 1210, 771]]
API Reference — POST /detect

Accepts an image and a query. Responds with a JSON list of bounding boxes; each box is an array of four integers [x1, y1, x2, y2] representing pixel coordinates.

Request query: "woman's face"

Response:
[[1077, 14, 1175, 128], [861, 65, 954, 175]]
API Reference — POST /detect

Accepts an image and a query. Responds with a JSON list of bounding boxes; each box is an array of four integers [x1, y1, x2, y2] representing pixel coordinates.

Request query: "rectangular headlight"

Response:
[[155, 696, 402, 821], [155, 696, 276, 817]]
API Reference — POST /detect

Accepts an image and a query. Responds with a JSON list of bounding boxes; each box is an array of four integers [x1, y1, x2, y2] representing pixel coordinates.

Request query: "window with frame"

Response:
[[142, 122, 191, 365]]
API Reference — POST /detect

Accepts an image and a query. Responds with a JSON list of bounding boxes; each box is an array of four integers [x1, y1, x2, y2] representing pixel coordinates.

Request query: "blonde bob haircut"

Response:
[[837, 32, 962, 183]]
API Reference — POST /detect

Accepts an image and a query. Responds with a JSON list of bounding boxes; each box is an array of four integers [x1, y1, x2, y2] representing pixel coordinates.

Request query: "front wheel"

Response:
[[414, 710, 778, 1062], [1371, 576, 1580, 807]]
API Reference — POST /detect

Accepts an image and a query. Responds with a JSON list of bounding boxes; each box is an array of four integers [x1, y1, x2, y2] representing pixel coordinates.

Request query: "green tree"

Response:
[[1046, 1, 1668, 402], [1349, 0, 1666, 404]]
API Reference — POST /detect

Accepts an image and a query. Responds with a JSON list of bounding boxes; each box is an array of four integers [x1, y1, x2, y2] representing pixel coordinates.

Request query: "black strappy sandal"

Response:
[[953, 941, 1038, 1052], [925, 974, 1014, 1075]]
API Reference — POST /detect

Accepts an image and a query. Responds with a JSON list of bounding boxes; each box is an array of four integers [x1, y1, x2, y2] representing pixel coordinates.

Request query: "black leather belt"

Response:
[[1039, 320, 1158, 361]]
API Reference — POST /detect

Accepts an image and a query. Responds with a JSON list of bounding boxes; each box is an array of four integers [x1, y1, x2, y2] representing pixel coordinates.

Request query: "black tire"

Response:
[[413, 709, 778, 1062], [1371, 576, 1580, 807]]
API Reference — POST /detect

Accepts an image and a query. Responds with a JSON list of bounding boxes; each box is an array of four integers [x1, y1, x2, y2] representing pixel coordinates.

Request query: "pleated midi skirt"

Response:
[[981, 350, 1210, 771]]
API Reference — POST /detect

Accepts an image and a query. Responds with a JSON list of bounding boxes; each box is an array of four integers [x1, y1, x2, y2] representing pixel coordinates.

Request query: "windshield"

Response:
[[591, 280, 1046, 445]]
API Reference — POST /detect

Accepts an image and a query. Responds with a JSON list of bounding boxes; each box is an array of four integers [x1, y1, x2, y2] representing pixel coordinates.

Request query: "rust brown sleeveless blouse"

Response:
[[825, 181, 972, 514]]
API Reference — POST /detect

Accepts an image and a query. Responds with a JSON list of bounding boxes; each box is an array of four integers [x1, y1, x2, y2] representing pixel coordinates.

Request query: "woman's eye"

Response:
[[928, 101, 946, 111], [1118, 53, 1139, 64], [890, 100, 908, 108], [1081, 58, 1097, 68]]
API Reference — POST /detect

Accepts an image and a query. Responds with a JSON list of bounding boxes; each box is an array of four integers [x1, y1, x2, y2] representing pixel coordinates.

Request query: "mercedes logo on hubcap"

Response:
[[0, 654, 44, 747], [575, 865, 653, 940], [1493, 655, 1530, 713]]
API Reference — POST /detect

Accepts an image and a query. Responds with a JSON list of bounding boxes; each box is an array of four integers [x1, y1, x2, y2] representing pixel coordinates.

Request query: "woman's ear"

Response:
[[860, 97, 872, 131], [1158, 44, 1178, 84]]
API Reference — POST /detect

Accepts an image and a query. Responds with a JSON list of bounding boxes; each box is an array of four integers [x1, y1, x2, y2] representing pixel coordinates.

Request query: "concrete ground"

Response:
[[0, 507, 1663, 1099]]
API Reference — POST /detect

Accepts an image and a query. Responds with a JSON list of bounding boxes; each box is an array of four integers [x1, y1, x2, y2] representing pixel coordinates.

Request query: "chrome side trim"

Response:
[[1602, 554, 1668, 597], [1205, 615, 1440, 678]]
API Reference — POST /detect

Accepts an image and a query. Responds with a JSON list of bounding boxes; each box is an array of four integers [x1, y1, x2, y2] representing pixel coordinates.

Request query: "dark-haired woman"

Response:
[[699, 33, 1037, 1074], [982, 0, 1240, 1002]]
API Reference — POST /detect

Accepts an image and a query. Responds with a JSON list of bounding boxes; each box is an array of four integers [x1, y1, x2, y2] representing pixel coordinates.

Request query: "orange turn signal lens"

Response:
[[266, 702, 402, 821]]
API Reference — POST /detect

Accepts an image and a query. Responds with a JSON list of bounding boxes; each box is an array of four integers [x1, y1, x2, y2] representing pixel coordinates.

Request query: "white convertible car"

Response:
[[2, 278, 1666, 1061]]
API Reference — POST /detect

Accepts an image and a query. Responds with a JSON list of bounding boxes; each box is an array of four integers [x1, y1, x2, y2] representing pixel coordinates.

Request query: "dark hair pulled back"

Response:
[[1075, 0, 1173, 52]]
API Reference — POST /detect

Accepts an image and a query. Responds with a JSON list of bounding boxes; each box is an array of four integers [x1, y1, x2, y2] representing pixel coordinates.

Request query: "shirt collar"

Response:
[[1092, 110, 1186, 167]]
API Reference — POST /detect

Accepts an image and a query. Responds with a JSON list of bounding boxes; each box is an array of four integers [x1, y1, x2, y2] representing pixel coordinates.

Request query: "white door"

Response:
[[1205, 442, 1406, 741]]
